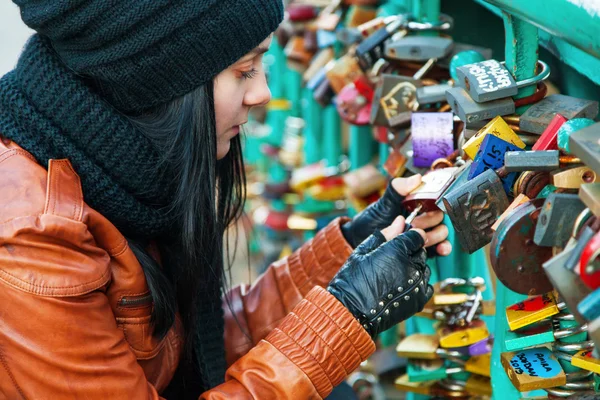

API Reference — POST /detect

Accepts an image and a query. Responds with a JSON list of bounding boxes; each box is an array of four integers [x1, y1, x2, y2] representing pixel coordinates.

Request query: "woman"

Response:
[[0, 0, 451, 398]]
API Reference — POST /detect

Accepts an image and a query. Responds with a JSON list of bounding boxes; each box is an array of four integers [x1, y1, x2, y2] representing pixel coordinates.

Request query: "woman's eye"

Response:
[[241, 67, 258, 80]]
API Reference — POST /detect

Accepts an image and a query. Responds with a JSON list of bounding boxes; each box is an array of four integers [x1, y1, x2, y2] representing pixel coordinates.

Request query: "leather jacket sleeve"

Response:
[[201, 287, 375, 399], [0, 211, 373, 399], [223, 217, 354, 365]]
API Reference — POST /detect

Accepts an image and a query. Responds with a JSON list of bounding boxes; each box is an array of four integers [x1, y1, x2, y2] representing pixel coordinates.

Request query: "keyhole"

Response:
[[583, 170, 596, 183]]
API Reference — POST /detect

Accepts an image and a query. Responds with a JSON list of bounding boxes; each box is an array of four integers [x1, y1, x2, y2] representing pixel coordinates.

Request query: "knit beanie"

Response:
[[13, 0, 284, 114]]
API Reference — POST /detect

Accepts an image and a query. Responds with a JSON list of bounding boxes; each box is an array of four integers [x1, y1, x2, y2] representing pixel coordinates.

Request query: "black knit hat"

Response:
[[13, 0, 284, 113]]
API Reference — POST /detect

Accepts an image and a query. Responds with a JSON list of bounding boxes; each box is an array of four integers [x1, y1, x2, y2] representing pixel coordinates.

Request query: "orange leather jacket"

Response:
[[0, 137, 375, 399]]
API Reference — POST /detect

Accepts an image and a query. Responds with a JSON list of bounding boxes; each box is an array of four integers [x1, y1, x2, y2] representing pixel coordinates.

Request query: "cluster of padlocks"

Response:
[[244, 0, 600, 398]]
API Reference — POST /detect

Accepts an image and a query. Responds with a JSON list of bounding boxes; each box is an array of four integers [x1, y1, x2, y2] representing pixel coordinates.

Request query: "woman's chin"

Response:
[[217, 140, 231, 160]]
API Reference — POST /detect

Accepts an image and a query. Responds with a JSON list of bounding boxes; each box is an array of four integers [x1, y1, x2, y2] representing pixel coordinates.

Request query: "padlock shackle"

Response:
[[498, 60, 550, 89]]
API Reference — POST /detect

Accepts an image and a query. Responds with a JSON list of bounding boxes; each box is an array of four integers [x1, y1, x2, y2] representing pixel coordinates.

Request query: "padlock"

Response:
[[380, 58, 438, 126], [396, 334, 465, 360], [464, 353, 491, 377], [335, 81, 372, 125], [285, 38, 315, 73], [519, 94, 599, 134], [504, 150, 561, 173], [435, 160, 472, 213], [325, 54, 365, 94], [455, 59, 549, 103], [571, 350, 600, 374], [491, 198, 554, 295], [402, 167, 459, 213], [342, 164, 387, 198], [568, 122, 600, 175], [335, 27, 362, 46], [303, 48, 334, 83], [356, 18, 405, 70], [579, 230, 600, 289], [468, 134, 520, 194], [411, 112, 455, 168], [385, 36, 454, 62], [396, 334, 441, 360], [461, 116, 526, 161], [286, 4, 318, 22], [551, 166, 598, 189], [501, 347, 567, 391], [504, 317, 588, 352], [407, 359, 463, 382], [446, 87, 515, 128], [505, 291, 563, 331], [383, 147, 408, 178], [416, 83, 453, 105], [580, 183, 600, 217], [543, 240, 593, 325], [534, 193, 586, 247], [464, 374, 492, 396], [492, 194, 530, 231], [394, 374, 436, 395], [344, 5, 377, 28], [455, 336, 493, 357], [443, 168, 510, 254], [314, 0, 343, 31], [532, 113, 567, 151], [438, 320, 490, 349]]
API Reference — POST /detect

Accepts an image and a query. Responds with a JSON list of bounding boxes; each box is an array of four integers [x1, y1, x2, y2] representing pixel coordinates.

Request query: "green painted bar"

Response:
[[476, 0, 600, 86], [301, 88, 323, 164], [482, 0, 600, 60], [492, 15, 544, 399], [349, 125, 374, 170], [322, 105, 342, 167]]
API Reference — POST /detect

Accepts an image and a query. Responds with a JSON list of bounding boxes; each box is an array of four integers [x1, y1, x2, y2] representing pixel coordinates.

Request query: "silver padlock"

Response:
[[416, 83, 453, 105], [385, 36, 454, 62], [455, 59, 549, 103], [445, 86, 515, 128]]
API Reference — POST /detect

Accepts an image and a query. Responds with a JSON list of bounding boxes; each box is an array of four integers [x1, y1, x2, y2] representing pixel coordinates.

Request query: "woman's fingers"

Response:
[[391, 175, 422, 196], [381, 216, 406, 241], [412, 211, 444, 230], [436, 240, 453, 256], [424, 224, 449, 247]]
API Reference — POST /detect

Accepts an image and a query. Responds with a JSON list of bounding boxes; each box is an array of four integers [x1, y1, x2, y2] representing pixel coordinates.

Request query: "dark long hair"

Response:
[[124, 82, 246, 390]]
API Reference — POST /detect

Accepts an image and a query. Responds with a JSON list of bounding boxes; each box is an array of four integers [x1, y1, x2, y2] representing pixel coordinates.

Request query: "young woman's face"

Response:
[[213, 36, 273, 160]]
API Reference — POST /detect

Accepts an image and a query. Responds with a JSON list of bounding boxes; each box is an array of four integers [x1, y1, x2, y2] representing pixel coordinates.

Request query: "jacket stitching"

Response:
[[0, 345, 27, 399], [0, 149, 36, 166], [120, 323, 167, 357], [271, 327, 334, 392], [107, 237, 128, 257], [62, 160, 83, 221], [0, 261, 110, 291]]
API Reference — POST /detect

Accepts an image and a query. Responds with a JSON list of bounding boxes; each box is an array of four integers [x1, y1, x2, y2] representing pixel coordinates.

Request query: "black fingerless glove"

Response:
[[328, 230, 434, 339], [341, 181, 409, 249]]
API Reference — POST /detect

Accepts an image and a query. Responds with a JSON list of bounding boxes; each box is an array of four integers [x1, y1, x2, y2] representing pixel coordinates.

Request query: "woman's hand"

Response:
[[341, 175, 452, 256], [328, 217, 434, 339]]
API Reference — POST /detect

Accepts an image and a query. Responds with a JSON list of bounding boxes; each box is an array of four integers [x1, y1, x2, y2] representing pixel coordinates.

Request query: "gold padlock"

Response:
[[571, 349, 600, 374], [394, 374, 435, 395], [464, 354, 491, 377], [464, 374, 492, 396], [492, 194, 530, 231], [501, 347, 566, 391], [551, 166, 598, 189], [396, 334, 440, 360], [438, 321, 490, 348]]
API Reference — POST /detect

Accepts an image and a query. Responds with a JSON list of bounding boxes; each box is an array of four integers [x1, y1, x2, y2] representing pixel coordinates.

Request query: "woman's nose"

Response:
[[244, 74, 271, 108]]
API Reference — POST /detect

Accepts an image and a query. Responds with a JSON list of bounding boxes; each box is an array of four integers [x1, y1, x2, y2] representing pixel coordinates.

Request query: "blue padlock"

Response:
[[317, 29, 338, 49], [468, 134, 520, 194]]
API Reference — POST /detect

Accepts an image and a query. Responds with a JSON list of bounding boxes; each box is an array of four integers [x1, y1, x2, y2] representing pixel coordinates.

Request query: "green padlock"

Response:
[[504, 318, 587, 352], [407, 359, 464, 382]]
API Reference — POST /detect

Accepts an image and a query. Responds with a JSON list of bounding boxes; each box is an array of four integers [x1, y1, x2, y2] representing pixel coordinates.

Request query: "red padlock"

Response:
[[580, 230, 600, 289], [532, 113, 566, 151], [286, 5, 318, 22]]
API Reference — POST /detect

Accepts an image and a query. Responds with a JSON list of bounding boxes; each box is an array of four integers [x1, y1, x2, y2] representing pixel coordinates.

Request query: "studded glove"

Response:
[[328, 230, 433, 339], [341, 181, 409, 249]]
